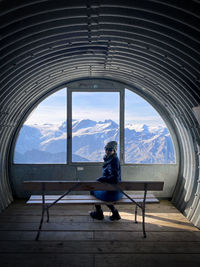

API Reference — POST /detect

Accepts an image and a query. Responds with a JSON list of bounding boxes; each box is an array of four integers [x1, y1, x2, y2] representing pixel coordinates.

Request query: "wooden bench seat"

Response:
[[24, 180, 164, 240], [28, 194, 159, 204]]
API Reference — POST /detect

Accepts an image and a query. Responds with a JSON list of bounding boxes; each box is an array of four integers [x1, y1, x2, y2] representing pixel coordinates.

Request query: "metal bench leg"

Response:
[[142, 208, 146, 238], [35, 184, 46, 241], [109, 183, 147, 238], [142, 184, 147, 238], [46, 206, 50, 222], [35, 205, 45, 241], [135, 205, 138, 223]]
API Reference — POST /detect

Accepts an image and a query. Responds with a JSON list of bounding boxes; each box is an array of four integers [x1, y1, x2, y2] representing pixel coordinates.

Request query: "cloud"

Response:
[[72, 108, 119, 122], [24, 87, 164, 127], [25, 106, 164, 126], [125, 114, 164, 125], [25, 105, 66, 125]]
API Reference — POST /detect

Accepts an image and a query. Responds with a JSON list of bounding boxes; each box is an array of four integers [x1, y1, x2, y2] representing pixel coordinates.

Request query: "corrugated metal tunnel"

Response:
[[0, 0, 200, 228]]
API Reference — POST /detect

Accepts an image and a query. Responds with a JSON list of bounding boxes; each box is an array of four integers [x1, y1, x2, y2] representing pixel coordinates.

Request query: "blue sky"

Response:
[[125, 89, 164, 125], [72, 92, 119, 123], [26, 88, 67, 125], [25, 88, 164, 125]]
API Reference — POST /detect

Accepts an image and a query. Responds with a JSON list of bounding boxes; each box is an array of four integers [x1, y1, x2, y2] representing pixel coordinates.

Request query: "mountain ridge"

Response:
[[14, 119, 175, 164]]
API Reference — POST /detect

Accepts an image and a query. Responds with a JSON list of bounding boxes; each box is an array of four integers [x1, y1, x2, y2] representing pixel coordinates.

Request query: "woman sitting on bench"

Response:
[[90, 141, 123, 221]]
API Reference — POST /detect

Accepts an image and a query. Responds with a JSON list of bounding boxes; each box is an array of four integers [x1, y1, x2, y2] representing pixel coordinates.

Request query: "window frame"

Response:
[[67, 87, 124, 165]]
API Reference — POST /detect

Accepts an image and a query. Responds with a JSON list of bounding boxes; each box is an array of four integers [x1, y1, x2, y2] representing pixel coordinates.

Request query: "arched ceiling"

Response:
[[1, 0, 200, 108], [0, 0, 200, 226]]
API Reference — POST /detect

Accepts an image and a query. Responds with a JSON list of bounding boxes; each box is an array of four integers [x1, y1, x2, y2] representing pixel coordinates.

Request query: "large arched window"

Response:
[[14, 86, 175, 164]]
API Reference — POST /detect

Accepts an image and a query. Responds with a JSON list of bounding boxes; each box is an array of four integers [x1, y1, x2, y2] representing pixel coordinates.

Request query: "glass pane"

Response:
[[14, 88, 67, 164], [72, 92, 119, 162], [125, 89, 175, 164]]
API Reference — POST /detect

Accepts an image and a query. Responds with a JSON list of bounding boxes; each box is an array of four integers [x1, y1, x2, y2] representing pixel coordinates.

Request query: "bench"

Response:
[[24, 180, 164, 240]]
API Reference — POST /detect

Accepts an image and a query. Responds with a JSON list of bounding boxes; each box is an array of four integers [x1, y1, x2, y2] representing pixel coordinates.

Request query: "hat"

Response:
[[105, 141, 117, 152]]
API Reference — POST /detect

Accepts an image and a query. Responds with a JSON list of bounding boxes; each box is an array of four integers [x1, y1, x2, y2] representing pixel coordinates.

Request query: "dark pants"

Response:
[[95, 204, 116, 213], [90, 191, 116, 212]]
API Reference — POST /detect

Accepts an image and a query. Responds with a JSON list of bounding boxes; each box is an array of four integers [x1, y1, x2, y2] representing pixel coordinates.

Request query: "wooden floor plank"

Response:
[[0, 212, 193, 225], [0, 240, 200, 254], [0, 231, 94, 241], [1, 230, 200, 242], [94, 230, 200, 242], [95, 254, 200, 267], [0, 219, 197, 232], [0, 254, 93, 267]]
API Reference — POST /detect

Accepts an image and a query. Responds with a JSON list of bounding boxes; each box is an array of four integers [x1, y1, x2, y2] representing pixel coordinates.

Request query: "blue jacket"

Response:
[[92, 154, 123, 202]]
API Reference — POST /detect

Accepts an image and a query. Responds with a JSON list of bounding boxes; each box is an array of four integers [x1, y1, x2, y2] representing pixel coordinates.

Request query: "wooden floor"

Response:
[[0, 200, 200, 267]]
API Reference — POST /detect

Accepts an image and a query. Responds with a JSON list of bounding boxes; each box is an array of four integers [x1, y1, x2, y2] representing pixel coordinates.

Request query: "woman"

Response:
[[90, 141, 123, 221]]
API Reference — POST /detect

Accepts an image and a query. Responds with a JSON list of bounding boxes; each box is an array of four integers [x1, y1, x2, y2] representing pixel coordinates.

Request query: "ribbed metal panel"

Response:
[[0, 0, 200, 226]]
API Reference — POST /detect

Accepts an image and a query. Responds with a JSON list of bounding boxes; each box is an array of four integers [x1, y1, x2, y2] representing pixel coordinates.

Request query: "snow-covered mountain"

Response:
[[14, 119, 175, 164]]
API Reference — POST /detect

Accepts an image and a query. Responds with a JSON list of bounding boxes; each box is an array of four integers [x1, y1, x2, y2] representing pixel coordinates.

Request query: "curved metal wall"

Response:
[[0, 0, 200, 226]]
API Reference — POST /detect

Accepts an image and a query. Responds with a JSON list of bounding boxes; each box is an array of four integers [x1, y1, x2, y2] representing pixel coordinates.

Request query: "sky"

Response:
[[25, 88, 67, 125], [125, 89, 164, 125], [72, 92, 119, 123], [25, 87, 165, 126]]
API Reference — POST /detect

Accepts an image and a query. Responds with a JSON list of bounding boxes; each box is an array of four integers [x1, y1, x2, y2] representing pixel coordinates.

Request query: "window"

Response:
[[124, 89, 175, 163], [13, 85, 175, 164], [14, 88, 67, 163], [72, 92, 119, 162]]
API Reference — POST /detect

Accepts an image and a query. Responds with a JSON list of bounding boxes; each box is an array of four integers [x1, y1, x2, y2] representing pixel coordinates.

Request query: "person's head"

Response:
[[104, 141, 117, 157]]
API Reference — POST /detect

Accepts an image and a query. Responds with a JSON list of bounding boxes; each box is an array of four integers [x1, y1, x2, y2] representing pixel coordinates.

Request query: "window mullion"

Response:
[[67, 88, 72, 164], [120, 89, 125, 164]]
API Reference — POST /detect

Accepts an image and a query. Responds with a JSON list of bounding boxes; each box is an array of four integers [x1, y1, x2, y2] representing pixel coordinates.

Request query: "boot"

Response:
[[90, 209, 104, 220], [109, 209, 121, 221]]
